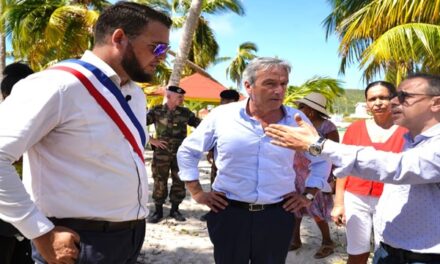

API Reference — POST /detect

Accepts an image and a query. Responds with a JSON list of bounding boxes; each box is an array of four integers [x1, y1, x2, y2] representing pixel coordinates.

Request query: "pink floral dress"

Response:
[[293, 119, 337, 221]]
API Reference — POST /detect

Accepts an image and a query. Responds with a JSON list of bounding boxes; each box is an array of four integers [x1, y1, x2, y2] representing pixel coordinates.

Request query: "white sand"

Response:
[[137, 152, 372, 264]]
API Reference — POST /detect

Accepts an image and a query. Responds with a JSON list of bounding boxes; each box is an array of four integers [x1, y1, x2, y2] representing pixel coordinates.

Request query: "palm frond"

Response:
[[284, 76, 345, 112], [326, 0, 440, 76], [360, 23, 440, 84], [202, 0, 245, 15], [225, 41, 258, 88], [188, 16, 219, 69]]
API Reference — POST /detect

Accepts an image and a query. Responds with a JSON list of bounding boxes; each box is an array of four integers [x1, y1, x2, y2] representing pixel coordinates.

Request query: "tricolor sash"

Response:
[[50, 59, 146, 162]]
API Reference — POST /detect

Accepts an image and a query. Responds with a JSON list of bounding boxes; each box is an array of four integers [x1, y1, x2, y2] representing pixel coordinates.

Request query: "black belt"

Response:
[[381, 243, 440, 262], [49, 217, 145, 232], [227, 199, 284, 212]]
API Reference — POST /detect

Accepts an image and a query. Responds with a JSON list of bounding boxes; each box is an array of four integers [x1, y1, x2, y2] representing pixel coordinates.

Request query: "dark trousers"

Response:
[[31, 220, 145, 264], [374, 243, 440, 264], [207, 204, 295, 264], [0, 235, 33, 264]]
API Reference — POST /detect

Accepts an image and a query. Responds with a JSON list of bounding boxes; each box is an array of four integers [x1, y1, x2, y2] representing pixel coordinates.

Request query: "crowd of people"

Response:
[[0, 1, 439, 264]]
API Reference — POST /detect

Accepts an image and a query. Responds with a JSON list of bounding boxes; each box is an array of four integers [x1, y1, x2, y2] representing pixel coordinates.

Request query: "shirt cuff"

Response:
[[178, 168, 200, 181], [322, 139, 336, 156], [321, 140, 358, 178], [13, 208, 54, 239], [305, 176, 325, 190]]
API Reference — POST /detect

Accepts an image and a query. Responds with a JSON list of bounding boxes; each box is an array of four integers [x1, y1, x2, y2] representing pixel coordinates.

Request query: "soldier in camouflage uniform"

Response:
[[147, 85, 201, 223]]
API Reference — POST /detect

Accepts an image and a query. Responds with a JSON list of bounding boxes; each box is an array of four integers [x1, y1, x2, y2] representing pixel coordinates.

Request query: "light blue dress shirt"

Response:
[[177, 100, 331, 204], [323, 123, 440, 253]]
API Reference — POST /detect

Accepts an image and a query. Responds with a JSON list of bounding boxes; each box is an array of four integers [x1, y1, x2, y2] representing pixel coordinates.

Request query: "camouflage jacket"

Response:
[[147, 104, 201, 151]]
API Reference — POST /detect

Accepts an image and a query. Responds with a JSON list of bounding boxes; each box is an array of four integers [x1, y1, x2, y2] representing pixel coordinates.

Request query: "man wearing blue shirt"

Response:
[[177, 57, 331, 263], [266, 73, 440, 264]]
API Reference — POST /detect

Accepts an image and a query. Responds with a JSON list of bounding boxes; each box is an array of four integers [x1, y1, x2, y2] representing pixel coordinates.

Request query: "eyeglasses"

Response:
[[392, 90, 440, 104], [151, 43, 170, 57]]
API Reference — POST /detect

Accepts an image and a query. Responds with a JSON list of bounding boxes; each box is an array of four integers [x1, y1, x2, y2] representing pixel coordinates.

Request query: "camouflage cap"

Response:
[[167, 85, 186, 94]]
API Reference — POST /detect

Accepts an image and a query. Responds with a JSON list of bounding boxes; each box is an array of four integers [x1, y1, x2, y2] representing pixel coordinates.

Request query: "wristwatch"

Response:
[[302, 192, 315, 201], [308, 136, 327, 156]]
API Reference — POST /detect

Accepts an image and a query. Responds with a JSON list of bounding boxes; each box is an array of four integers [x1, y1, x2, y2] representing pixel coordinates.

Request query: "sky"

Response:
[[170, 0, 366, 90], [5, 0, 366, 90]]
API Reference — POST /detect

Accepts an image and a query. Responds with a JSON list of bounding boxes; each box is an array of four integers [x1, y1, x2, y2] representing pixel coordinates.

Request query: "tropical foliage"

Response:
[[284, 76, 345, 113], [225, 41, 258, 89], [0, 0, 243, 84], [168, 0, 203, 87], [324, 0, 440, 84], [333, 88, 364, 116], [134, 0, 245, 87], [183, 99, 209, 115], [141, 0, 244, 71], [1, 0, 106, 70]]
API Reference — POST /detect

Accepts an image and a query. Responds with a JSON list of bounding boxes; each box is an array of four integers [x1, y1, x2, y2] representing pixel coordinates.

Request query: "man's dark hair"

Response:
[[405, 73, 440, 95], [220, 89, 240, 101], [94, 1, 172, 45], [364, 81, 396, 98], [1, 62, 34, 99]]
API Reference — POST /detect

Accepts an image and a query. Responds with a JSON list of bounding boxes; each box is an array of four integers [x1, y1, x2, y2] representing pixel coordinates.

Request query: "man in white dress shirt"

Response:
[[0, 2, 171, 264]]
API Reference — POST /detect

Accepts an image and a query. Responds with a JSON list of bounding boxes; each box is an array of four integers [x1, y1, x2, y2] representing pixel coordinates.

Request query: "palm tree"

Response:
[[283, 76, 345, 113], [1, 0, 106, 70], [360, 23, 440, 84], [168, 0, 203, 86], [225, 41, 258, 89], [182, 0, 245, 69], [324, 0, 440, 84], [142, 0, 245, 82], [322, 0, 370, 75]]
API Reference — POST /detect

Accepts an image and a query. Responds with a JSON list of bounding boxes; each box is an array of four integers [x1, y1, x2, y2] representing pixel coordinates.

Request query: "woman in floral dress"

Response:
[[291, 92, 339, 259]]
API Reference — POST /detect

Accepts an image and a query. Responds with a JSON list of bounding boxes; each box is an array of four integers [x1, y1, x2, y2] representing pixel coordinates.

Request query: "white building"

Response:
[[349, 102, 371, 119]]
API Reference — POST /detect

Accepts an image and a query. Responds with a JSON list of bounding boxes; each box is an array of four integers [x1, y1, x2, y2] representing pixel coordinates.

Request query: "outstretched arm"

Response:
[[267, 114, 440, 185]]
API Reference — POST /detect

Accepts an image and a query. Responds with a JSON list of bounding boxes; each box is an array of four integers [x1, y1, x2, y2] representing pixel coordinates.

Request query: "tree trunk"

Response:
[[167, 0, 203, 87], [0, 0, 6, 82], [167, 49, 213, 79]]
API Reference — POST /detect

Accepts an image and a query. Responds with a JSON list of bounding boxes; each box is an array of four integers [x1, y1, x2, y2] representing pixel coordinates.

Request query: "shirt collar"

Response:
[[240, 98, 291, 123], [405, 123, 440, 145], [81, 51, 121, 86]]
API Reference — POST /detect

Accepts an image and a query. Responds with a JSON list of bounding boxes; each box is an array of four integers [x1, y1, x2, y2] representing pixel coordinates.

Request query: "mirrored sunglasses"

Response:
[[153, 43, 170, 57]]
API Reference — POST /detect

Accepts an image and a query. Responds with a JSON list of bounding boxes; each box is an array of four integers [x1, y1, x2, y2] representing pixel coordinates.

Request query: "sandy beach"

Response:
[[137, 152, 372, 264]]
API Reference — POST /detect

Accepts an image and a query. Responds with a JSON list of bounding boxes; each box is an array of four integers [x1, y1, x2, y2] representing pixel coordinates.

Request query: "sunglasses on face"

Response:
[[392, 90, 440, 104], [152, 43, 170, 57]]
